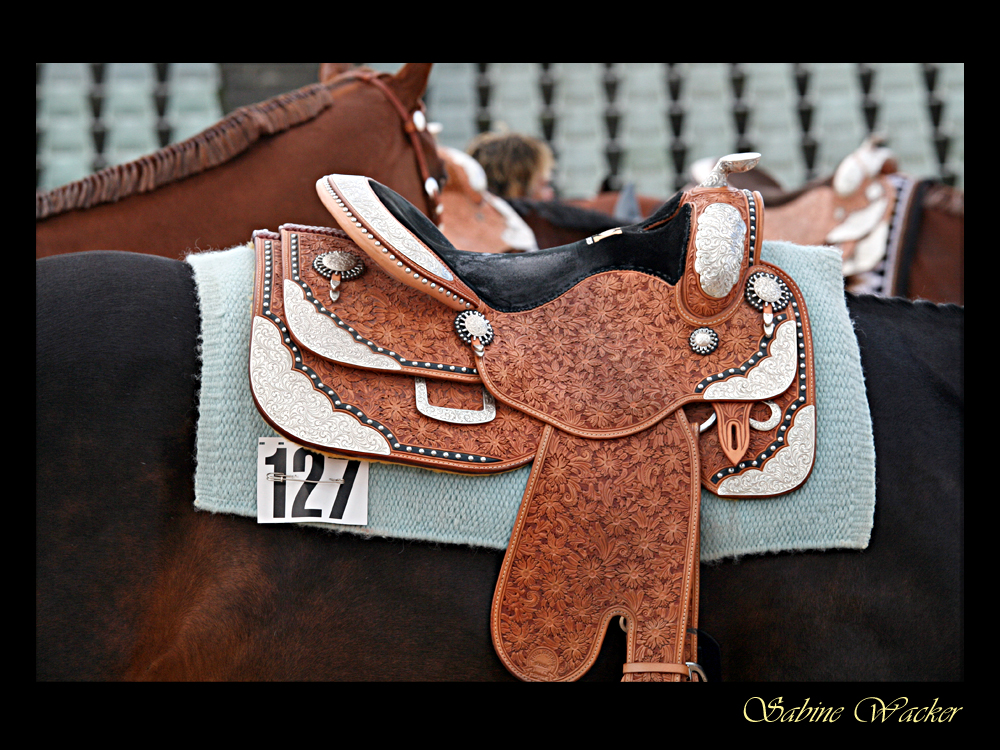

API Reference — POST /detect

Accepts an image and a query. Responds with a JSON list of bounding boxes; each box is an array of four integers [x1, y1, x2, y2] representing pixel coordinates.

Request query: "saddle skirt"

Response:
[[248, 155, 817, 681]]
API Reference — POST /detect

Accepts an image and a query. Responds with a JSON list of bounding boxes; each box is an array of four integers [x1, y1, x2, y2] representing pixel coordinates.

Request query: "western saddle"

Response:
[[248, 153, 817, 681]]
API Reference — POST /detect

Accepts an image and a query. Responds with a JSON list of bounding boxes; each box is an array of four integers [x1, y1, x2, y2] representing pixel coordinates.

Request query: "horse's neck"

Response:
[[36, 126, 334, 258], [36, 94, 430, 260]]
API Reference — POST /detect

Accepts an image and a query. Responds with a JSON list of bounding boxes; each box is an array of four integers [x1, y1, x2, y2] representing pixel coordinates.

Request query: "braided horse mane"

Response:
[[36, 66, 368, 221]]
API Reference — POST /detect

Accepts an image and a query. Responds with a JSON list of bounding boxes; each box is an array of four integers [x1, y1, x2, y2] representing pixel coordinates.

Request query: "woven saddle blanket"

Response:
[[188, 239, 874, 562]]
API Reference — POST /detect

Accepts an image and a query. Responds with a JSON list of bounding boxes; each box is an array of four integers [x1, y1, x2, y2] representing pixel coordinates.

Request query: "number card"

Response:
[[257, 437, 369, 526]]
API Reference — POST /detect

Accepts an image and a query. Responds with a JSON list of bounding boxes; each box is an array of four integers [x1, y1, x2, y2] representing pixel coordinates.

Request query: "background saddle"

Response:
[[248, 154, 817, 681]]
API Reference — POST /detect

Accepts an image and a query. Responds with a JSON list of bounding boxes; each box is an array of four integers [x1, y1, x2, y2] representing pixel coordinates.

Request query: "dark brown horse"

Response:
[[36, 250, 962, 682], [35, 64, 446, 260]]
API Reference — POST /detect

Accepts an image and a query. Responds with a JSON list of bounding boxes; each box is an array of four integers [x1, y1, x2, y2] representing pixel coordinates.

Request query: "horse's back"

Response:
[[36, 252, 962, 681], [36, 251, 201, 679], [35, 252, 604, 680]]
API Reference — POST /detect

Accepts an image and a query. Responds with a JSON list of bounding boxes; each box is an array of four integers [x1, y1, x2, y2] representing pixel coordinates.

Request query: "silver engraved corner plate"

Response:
[[702, 320, 798, 401], [249, 315, 391, 455], [283, 279, 402, 371], [716, 404, 815, 496], [694, 202, 746, 298]]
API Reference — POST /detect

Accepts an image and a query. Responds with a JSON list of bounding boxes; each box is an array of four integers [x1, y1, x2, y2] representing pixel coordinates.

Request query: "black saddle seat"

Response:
[[368, 180, 691, 313]]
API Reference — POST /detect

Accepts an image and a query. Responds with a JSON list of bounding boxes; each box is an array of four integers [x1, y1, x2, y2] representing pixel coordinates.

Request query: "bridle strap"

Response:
[[340, 70, 442, 223]]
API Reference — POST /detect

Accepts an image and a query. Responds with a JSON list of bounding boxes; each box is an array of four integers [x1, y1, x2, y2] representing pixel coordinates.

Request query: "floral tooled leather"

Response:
[[480, 270, 766, 438], [253, 233, 542, 472], [288, 227, 477, 377], [492, 412, 702, 682]]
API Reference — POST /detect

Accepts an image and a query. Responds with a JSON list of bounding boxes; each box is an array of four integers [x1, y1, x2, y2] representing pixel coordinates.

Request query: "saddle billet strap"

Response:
[[491, 412, 702, 682]]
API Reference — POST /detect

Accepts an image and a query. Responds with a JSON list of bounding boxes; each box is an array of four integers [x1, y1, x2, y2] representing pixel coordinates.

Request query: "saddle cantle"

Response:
[[248, 153, 817, 681]]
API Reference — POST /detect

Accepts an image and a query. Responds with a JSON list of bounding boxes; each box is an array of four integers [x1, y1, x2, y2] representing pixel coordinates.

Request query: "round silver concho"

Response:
[[689, 327, 719, 355], [454, 310, 494, 346], [745, 271, 791, 311], [313, 251, 365, 280]]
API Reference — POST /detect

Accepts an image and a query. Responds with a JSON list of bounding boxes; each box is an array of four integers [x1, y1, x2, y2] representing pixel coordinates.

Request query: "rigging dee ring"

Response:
[[698, 400, 782, 433]]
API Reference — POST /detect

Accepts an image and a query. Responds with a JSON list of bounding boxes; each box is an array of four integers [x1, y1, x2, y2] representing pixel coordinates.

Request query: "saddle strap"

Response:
[[492, 411, 702, 682], [622, 663, 690, 676]]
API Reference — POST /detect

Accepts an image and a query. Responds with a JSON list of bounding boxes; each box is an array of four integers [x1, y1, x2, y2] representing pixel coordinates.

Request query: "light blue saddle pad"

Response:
[[187, 240, 875, 561]]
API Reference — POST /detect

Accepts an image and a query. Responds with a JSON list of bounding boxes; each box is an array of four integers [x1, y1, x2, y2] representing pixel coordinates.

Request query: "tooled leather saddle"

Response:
[[248, 153, 817, 681]]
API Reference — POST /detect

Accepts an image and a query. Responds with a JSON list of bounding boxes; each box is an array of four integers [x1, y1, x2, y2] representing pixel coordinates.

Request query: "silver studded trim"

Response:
[[286, 234, 477, 376], [689, 327, 719, 355], [284, 279, 402, 370], [744, 190, 758, 265], [716, 405, 816, 497], [745, 271, 791, 312], [696, 292, 813, 488], [322, 174, 454, 282], [702, 319, 797, 401], [455, 310, 494, 346], [255, 239, 499, 465], [250, 315, 392, 455]]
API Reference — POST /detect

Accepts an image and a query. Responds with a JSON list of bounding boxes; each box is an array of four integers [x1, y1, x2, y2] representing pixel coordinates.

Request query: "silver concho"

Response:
[[313, 251, 365, 302], [689, 327, 719, 355], [745, 271, 791, 311], [455, 310, 494, 346], [313, 251, 365, 280]]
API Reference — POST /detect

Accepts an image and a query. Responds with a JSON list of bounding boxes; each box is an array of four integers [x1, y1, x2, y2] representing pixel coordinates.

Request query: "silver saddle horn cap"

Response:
[[699, 152, 762, 188]]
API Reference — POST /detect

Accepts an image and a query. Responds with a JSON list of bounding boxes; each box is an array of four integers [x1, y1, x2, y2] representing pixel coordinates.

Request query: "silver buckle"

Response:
[[686, 662, 708, 682]]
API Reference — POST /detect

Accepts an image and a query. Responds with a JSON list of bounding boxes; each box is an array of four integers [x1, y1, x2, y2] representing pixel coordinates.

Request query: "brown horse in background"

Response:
[[542, 147, 964, 306], [729, 144, 964, 306], [35, 63, 446, 260]]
